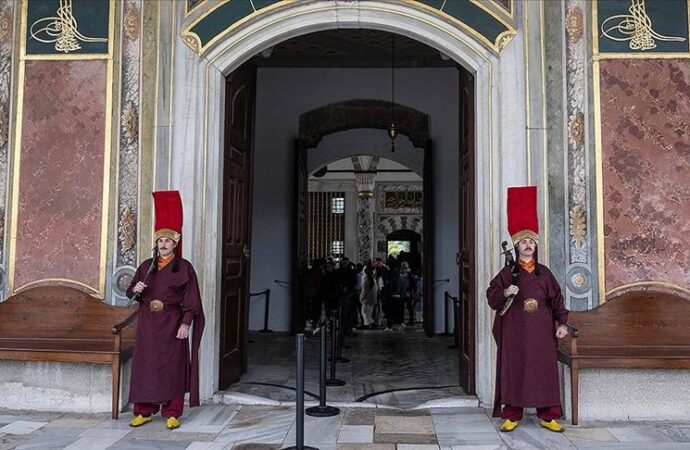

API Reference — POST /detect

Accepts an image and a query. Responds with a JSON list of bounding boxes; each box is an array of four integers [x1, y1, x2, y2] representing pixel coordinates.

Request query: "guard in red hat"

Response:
[[126, 191, 205, 430], [486, 186, 570, 433]]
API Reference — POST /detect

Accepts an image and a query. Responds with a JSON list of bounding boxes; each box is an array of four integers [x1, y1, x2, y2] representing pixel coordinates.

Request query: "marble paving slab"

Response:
[[337, 425, 374, 443], [174, 405, 240, 434], [13, 434, 77, 450], [564, 427, 619, 443], [108, 438, 191, 449], [607, 426, 674, 442], [214, 406, 294, 445], [283, 409, 343, 446], [185, 442, 230, 450], [62, 436, 123, 450], [0, 421, 47, 435], [374, 415, 436, 444]]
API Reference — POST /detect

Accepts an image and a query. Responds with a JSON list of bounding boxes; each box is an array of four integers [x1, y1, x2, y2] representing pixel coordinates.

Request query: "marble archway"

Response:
[[166, 1, 546, 407]]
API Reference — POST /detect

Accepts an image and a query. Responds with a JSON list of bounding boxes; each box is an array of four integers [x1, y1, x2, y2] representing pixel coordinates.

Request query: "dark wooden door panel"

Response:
[[292, 140, 308, 333], [423, 142, 434, 337], [458, 68, 476, 394], [219, 63, 255, 389]]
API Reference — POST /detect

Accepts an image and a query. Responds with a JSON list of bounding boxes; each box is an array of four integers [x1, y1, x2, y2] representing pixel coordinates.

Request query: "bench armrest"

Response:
[[112, 309, 139, 335], [563, 323, 579, 356]]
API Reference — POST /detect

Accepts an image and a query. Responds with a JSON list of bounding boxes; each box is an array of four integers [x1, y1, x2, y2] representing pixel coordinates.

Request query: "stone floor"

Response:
[[220, 326, 468, 408], [2, 405, 690, 449], [3, 326, 689, 448]]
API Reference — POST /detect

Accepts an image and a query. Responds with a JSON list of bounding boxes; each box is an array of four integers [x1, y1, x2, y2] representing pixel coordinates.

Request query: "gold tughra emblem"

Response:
[[523, 298, 539, 313], [150, 300, 164, 312]]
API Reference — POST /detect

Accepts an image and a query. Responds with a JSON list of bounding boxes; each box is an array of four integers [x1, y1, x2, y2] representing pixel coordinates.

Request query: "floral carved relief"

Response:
[[119, 206, 136, 254], [565, 6, 583, 43], [124, 4, 140, 40], [565, 1, 590, 266]]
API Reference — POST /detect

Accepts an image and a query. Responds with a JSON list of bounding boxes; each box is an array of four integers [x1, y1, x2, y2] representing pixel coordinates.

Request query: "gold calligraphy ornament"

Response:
[[29, 0, 108, 53], [600, 0, 686, 51]]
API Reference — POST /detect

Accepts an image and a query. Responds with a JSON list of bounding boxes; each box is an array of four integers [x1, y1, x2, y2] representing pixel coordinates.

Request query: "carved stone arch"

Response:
[[378, 215, 423, 237], [298, 99, 430, 149]]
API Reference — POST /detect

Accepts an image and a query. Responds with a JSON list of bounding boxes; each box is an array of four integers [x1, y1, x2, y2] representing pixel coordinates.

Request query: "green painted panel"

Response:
[[417, 0, 509, 44], [26, 0, 110, 55], [597, 0, 689, 53], [190, 0, 511, 51], [191, 0, 280, 48]]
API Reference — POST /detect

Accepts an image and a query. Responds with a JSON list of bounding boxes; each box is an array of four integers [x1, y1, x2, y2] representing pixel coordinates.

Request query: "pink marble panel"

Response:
[[14, 60, 107, 292], [600, 59, 690, 291]]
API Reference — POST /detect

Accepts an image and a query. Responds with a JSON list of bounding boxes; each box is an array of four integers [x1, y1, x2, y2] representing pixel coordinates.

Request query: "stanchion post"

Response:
[[263, 289, 273, 332], [439, 291, 453, 337], [306, 304, 340, 417], [326, 316, 346, 386], [283, 334, 318, 450], [336, 303, 350, 363]]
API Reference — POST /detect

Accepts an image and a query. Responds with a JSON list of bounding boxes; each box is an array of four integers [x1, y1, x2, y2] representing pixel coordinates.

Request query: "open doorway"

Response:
[[218, 29, 476, 402]]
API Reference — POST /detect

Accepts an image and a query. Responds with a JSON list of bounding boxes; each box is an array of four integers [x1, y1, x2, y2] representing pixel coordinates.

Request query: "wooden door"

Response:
[[458, 68, 476, 394], [292, 139, 309, 333], [219, 63, 256, 389], [422, 141, 434, 337]]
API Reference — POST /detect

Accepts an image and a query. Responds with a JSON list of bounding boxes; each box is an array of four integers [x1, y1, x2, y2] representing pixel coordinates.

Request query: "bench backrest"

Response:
[[0, 286, 135, 340], [568, 287, 690, 348]]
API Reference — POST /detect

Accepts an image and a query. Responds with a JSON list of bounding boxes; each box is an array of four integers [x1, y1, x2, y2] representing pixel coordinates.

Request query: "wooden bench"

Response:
[[558, 286, 690, 425], [0, 286, 138, 419]]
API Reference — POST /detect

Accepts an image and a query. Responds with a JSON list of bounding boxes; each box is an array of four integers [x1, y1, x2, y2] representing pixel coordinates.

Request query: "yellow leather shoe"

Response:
[[129, 415, 152, 427], [540, 419, 565, 432], [166, 416, 180, 430], [500, 419, 519, 432]]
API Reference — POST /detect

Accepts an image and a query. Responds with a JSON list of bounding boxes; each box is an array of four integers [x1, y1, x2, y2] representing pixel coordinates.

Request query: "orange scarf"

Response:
[[157, 254, 174, 270], [518, 258, 535, 274]]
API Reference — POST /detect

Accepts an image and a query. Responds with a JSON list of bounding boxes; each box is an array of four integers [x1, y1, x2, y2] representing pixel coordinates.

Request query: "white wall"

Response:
[[249, 67, 459, 333]]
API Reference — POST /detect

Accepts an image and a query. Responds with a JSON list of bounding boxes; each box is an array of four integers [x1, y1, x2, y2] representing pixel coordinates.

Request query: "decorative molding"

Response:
[[182, 34, 200, 53], [377, 184, 423, 215], [0, 0, 15, 266], [186, 0, 205, 16], [377, 215, 423, 236], [114, 0, 142, 275], [181, 0, 517, 55]]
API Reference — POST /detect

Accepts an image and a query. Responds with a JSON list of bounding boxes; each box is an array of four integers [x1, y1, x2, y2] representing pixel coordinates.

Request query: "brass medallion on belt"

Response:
[[150, 299, 164, 312], [523, 298, 539, 313]]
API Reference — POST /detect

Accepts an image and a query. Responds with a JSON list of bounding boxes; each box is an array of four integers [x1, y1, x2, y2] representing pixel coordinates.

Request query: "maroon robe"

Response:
[[126, 258, 205, 406], [486, 264, 568, 417]]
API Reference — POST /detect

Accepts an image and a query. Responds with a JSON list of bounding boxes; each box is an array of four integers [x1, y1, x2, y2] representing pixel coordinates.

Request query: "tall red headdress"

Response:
[[507, 186, 539, 246], [152, 190, 183, 257]]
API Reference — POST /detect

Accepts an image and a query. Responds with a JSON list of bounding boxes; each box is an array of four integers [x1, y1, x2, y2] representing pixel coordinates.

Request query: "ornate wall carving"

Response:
[[375, 183, 423, 260], [111, 0, 143, 304], [564, 0, 593, 310]]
